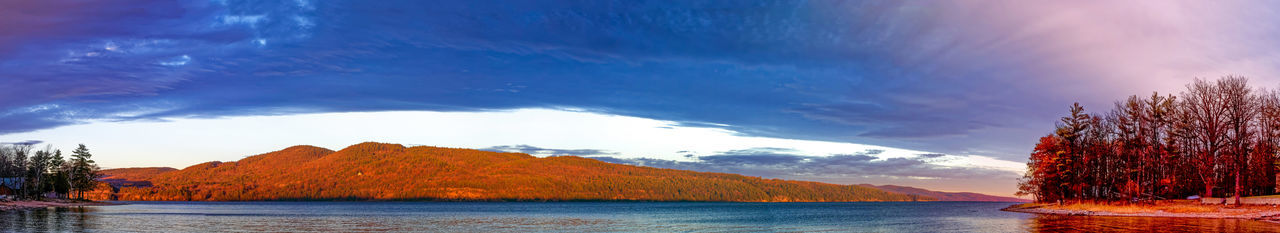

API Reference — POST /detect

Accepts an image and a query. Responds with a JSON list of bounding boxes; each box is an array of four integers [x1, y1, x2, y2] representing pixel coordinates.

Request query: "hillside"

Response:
[[105, 142, 931, 202], [101, 167, 178, 182], [858, 184, 1029, 202]]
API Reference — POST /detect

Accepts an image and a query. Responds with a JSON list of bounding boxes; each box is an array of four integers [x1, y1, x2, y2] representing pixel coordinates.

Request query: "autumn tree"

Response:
[[1219, 76, 1256, 204], [1255, 89, 1280, 195], [1021, 76, 1280, 203], [1018, 135, 1067, 202], [1179, 78, 1229, 198], [1056, 103, 1090, 199]]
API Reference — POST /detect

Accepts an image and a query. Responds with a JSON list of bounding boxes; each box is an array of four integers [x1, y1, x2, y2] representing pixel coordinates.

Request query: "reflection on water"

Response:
[[0, 207, 95, 232], [1028, 214, 1280, 232], [1, 202, 1279, 232]]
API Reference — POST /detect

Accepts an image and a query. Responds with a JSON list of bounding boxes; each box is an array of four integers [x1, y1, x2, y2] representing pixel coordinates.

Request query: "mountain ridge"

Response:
[[857, 184, 1028, 202], [97, 143, 1007, 202]]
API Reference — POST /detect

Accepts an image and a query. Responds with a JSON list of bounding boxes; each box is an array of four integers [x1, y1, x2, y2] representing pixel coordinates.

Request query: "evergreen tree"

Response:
[[48, 150, 69, 199], [70, 144, 100, 200]]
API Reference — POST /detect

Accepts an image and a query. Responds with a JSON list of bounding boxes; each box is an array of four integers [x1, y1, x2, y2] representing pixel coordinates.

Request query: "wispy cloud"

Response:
[[0, 140, 43, 146], [591, 147, 1016, 180], [482, 144, 618, 157]]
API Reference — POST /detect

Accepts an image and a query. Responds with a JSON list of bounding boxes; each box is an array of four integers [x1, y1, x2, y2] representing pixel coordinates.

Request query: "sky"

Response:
[[3, 0, 1280, 197]]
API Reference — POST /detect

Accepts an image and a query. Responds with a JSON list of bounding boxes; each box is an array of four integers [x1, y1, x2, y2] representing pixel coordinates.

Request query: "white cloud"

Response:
[[0, 108, 1024, 173], [293, 15, 313, 28], [159, 55, 191, 66], [221, 15, 267, 27]]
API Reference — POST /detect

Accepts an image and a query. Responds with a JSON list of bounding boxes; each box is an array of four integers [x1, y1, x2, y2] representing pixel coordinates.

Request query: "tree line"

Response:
[[0, 143, 101, 200], [1019, 76, 1280, 204], [113, 143, 926, 202]]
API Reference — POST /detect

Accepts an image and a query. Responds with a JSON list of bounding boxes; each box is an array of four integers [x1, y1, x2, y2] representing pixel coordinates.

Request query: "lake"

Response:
[[2, 202, 1279, 232]]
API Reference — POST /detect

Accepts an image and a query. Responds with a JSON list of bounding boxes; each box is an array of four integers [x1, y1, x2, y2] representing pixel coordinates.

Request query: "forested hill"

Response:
[[101, 167, 177, 181], [104, 142, 929, 202], [857, 184, 1028, 202]]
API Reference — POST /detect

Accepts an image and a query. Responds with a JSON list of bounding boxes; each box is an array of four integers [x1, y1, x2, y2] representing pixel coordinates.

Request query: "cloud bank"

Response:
[[591, 147, 1017, 181], [482, 144, 618, 157]]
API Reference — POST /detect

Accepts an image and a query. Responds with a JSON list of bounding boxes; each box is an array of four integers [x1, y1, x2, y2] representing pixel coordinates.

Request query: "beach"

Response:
[[1003, 200, 1280, 222]]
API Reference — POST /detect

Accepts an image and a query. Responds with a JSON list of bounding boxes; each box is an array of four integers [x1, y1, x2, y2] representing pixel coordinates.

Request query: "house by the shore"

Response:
[[0, 177, 23, 199]]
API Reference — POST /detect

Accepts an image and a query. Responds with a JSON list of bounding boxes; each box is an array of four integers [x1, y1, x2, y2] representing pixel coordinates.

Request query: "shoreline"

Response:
[[95, 199, 1015, 204], [1002, 201, 1280, 222], [0, 199, 123, 211]]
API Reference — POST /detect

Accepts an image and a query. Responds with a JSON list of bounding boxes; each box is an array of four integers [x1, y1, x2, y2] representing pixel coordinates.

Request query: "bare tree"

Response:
[[1255, 89, 1280, 194], [1218, 76, 1256, 204], [1179, 78, 1229, 198]]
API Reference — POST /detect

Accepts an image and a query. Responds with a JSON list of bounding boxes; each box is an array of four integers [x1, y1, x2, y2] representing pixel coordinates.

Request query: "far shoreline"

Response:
[[0, 200, 123, 211], [1001, 201, 1280, 223], [0, 199, 1017, 211], [102, 198, 1025, 203]]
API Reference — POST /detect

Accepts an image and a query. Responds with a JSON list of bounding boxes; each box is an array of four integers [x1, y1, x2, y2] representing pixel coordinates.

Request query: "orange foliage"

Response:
[[104, 142, 928, 202], [101, 167, 177, 181]]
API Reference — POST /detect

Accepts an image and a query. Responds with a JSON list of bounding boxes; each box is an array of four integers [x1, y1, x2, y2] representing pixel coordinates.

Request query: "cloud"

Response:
[[918, 153, 948, 158], [0, 140, 43, 146], [591, 147, 1017, 180], [2, 0, 1279, 163], [481, 144, 618, 157], [221, 15, 267, 26], [0, 0, 314, 128]]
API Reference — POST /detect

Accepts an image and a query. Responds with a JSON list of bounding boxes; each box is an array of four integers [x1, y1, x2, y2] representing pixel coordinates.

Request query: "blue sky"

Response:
[[4, 0, 1280, 196]]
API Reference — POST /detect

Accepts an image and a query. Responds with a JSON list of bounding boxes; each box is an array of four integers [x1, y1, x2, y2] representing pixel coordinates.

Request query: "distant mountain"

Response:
[[101, 142, 931, 202], [858, 184, 1028, 202], [101, 167, 177, 182]]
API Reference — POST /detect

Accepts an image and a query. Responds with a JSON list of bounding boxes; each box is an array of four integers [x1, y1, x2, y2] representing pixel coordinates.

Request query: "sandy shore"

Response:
[[0, 199, 122, 211], [1002, 201, 1280, 221]]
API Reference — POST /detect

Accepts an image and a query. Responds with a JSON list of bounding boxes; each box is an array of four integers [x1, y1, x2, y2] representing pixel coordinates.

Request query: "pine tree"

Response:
[[70, 144, 100, 200], [49, 150, 69, 199]]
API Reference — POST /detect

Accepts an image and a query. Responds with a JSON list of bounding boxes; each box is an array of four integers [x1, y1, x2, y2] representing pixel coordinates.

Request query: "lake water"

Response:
[[2, 201, 1280, 232]]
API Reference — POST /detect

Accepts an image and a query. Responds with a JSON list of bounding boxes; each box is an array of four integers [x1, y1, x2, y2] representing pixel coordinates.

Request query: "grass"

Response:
[[1008, 202, 1045, 209], [1244, 195, 1280, 199], [1037, 200, 1217, 214]]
